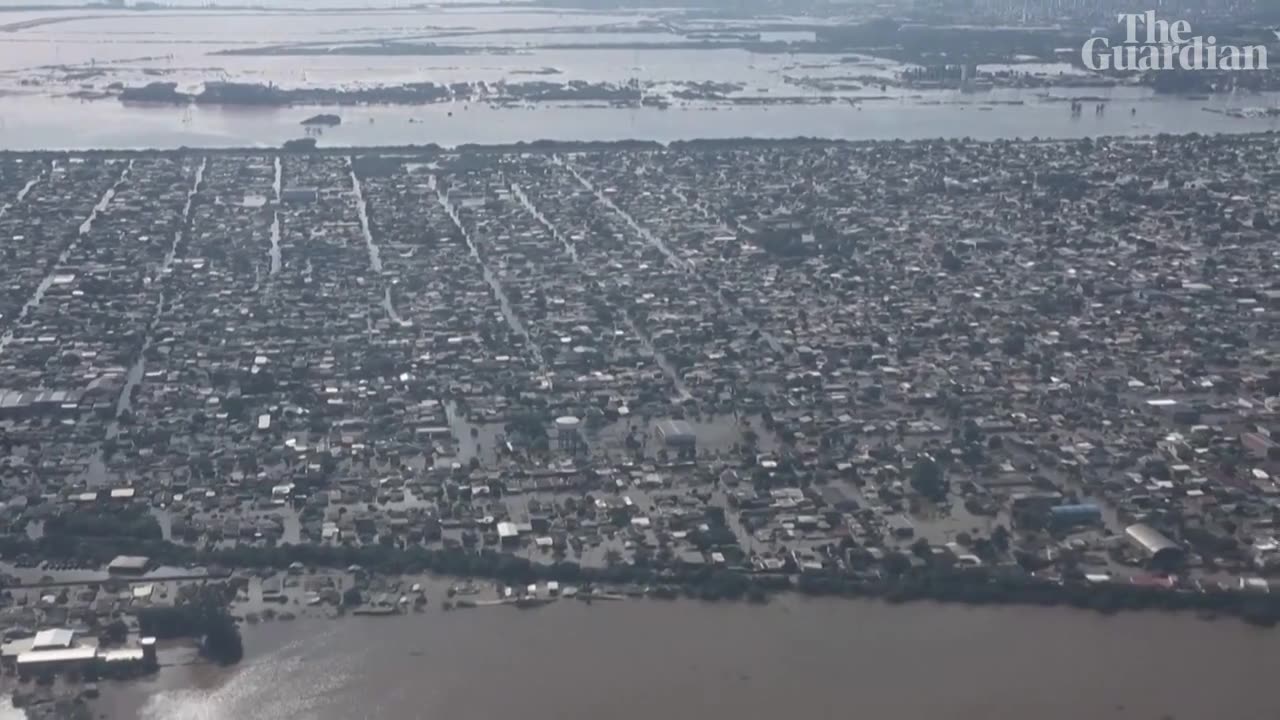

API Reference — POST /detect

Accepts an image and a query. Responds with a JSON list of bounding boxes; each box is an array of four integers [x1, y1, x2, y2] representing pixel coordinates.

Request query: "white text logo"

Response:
[[1082, 12, 1268, 71]]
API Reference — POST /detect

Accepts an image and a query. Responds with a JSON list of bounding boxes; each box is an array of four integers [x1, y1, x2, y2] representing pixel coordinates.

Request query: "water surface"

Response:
[[1, 91, 1277, 150], [99, 596, 1280, 720]]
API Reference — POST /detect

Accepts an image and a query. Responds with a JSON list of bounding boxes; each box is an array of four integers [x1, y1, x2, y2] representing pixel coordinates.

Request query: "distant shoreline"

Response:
[[0, 2, 541, 13], [0, 130, 1276, 159]]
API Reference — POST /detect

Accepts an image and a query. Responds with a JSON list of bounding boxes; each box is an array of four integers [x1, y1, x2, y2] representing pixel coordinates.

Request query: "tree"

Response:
[[940, 248, 962, 272], [203, 613, 243, 665], [224, 396, 249, 422], [320, 453, 339, 477], [1002, 332, 1026, 356], [102, 619, 128, 645], [883, 551, 911, 577], [137, 584, 242, 665], [972, 538, 996, 561], [992, 525, 1011, 553], [910, 457, 947, 501], [633, 545, 653, 568], [910, 538, 932, 559]]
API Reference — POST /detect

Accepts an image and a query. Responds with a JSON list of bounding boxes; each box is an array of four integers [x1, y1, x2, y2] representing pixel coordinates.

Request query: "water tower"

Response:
[[555, 415, 581, 452]]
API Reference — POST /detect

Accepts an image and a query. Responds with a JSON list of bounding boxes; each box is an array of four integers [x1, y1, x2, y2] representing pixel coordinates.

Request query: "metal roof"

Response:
[[17, 647, 97, 665], [655, 419, 695, 441], [99, 648, 145, 664], [31, 629, 75, 650], [107, 555, 151, 571], [1125, 523, 1180, 555]]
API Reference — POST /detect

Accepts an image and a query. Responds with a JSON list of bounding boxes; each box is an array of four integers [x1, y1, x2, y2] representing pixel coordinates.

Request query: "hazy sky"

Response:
[[0, 0, 518, 7]]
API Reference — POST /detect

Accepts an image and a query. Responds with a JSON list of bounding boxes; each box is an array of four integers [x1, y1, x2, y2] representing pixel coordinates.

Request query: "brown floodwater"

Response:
[[93, 596, 1280, 720]]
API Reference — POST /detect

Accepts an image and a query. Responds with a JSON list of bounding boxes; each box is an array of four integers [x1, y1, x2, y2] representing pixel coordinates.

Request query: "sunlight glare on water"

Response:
[[139, 630, 353, 720]]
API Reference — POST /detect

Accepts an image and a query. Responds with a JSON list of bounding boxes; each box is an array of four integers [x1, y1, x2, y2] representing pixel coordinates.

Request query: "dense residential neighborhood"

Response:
[[0, 136, 1276, 711]]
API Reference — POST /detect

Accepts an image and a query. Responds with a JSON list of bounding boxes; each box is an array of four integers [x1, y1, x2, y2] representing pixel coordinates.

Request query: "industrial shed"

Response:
[[17, 647, 98, 677], [107, 555, 151, 575], [1049, 503, 1102, 527], [280, 186, 319, 203], [819, 485, 857, 512], [497, 521, 519, 546], [655, 419, 696, 447], [1125, 523, 1185, 570], [31, 629, 75, 650]]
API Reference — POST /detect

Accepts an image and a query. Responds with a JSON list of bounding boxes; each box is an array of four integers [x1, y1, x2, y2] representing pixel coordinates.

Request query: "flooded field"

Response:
[[92, 595, 1280, 720], [1, 5, 1278, 147]]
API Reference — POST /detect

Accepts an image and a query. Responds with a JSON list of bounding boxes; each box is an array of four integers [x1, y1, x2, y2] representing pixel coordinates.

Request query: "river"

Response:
[[95, 596, 1280, 720], [1, 91, 1278, 150]]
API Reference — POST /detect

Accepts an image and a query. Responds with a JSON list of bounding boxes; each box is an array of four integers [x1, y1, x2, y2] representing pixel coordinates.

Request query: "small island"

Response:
[[301, 113, 342, 127]]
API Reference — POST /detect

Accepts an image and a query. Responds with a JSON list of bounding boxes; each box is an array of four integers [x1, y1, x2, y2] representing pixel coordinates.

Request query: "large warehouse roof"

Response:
[[655, 419, 696, 444], [17, 647, 97, 666], [1125, 523, 1180, 556], [107, 555, 151, 573]]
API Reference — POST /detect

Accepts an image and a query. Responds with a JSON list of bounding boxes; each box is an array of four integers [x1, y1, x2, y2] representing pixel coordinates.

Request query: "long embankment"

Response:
[[1, 131, 1277, 162]]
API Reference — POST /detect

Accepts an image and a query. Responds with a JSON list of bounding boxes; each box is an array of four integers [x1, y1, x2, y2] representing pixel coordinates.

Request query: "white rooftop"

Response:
[[18, 647, 98, 666], [31, 629, 75, 651]]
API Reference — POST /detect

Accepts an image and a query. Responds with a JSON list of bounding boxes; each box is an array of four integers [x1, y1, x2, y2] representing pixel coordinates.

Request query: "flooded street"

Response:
[[96, 597, 1280, 720], [437, 182, 547, 374], [350, 163, 383, 274], [0, 162, 130, 355], [268, 156, 283, 275]]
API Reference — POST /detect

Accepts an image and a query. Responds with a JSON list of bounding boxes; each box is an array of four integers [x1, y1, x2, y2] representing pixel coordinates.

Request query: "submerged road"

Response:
[[435, 179, 548, 377], [269, 155, 282, 276], [557, 157, 693, 273], [558, 155, 784, 355], [350, 161, 383, 274], [0, 160, 132, 355], [94, 158, 207, 488], [509, 180, 692, 401], [0, 172, 42, 221]]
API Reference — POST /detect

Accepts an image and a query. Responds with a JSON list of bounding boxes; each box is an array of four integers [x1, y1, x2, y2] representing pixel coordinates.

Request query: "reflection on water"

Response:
[[136, 627, 355, 720], [103, 596, 1280, 720]]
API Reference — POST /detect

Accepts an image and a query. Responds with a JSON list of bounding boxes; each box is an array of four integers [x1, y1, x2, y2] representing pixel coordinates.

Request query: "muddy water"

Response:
[[98, 596, 1280, 720]]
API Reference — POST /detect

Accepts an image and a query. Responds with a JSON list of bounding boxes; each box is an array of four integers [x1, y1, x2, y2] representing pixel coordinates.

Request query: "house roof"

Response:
[[31, 629, 75, 650]]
